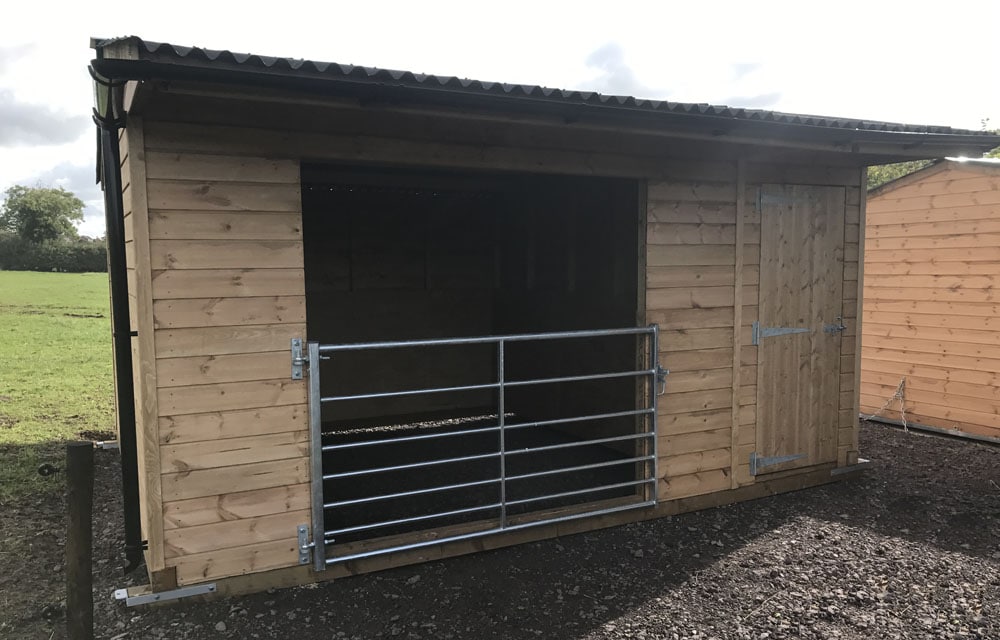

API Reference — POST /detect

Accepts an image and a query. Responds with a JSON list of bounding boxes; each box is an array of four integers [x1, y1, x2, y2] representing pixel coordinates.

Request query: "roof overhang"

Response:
[[90, 36, 1000, 167]]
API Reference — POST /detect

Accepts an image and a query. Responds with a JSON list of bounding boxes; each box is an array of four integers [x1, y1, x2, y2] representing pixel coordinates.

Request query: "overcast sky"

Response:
[[1, 0, 998, 238]]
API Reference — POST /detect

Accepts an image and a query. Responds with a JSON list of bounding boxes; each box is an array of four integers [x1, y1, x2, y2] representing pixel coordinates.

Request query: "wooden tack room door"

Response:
[[754, 185, 845, 476]]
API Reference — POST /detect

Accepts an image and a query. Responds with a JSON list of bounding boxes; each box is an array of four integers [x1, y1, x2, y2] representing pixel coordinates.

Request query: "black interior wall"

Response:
[[301, 165, 639, 428]]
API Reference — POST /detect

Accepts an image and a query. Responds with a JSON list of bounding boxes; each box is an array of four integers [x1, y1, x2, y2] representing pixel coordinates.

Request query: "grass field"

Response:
[[0, 271, 114, 502]]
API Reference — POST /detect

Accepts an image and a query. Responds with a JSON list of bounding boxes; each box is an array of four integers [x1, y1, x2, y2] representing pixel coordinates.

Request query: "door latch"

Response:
[[823, 316, 847, 335]]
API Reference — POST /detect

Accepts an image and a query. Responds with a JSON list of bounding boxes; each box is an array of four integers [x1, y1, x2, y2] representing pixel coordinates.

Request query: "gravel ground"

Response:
[[4, 421, 999, 639]]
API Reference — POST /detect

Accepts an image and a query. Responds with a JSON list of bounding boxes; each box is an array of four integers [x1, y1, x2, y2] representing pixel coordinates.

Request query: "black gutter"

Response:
[[90, 65, 144, 575]]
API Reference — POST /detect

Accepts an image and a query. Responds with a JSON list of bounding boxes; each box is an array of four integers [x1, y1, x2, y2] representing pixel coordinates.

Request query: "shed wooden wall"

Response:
[[862, 163, 1000, 441], [122, 85, 864, 586]]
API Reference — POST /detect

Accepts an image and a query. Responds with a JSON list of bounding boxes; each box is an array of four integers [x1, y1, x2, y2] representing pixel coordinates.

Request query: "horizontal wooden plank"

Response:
[[146, 179, 301, 212], [868, 232, 1000, 252], [865, 203, 1000, 226], [859, 393, 1000, 432], [745, 163, 860, 187], [658, 424, 733, 458], [155, 323, 306, 358], [861, 356, 1000, 387], [149, 211, 303, 241], [861, 345, 1000, 376], [159, 405, 306, 444], [648, 286, 734, 310], [739, 404, 755, 426], [861, 286, 1000, 304], [657, 407, 731, 436], [164, 509, 311, 559], [163, 483, 310, 530], [166, 536, 300, 586], [867, 216, 1000, 240], [864, 260, 1000, 277], [867, 189, 1000, 214], [863, 299, 1000, 318], [647, 307, 734, 330], [158, 379, 307, 417], [865, 246, 1000, 264], [161, 431, 307, 473], [647, 265, 736, 288], [163, 511, 308, 562], [158, 351, 291, 387], [860, 383, 1000, 418], [661, 388, 732, 415], [151, 268, 304, 299], [648, 202, 737, 225], [865, 321, 1000, 347], [872, 173, 1000, 199], [648, 181, 736, 203], [660, 327, 733, 352], [661, 468, 731, 500], [647, 245, 734, 267], [149, 240, 303, 270], [145, 151, 299, 183], [661, 448, 731, 477], [663, 368, 733, 394], [863, 370, 1000, 403], [659, 348, 733, 372], [153, 296, 306, 329], [866, 274, 1000, 291], [161, 458, 309, 502]]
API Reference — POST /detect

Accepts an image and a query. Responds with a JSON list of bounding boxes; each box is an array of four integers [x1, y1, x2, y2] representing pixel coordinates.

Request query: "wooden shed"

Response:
[[88, 37, 1000, 602], [862, 157, 1000, 443]]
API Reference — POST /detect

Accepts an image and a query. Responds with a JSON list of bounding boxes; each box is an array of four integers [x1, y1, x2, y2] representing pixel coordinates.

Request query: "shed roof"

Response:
[[869, 156, 1000, 197], [90, 36, 1000, 164]]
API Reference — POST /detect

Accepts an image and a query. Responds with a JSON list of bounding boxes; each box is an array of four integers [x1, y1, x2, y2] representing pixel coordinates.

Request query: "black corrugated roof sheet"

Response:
[[93, 36, 996, 139]]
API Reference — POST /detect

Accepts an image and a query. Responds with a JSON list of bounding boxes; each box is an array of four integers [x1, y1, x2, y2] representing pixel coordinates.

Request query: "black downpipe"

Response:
[[91, 68, 144, 574]]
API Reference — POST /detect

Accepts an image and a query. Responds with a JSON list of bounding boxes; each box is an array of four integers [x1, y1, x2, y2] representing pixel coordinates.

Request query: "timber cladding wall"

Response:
[[862, 161, 1000, 441], [120, 86, 864, 587], [130, 121, 310, 585]]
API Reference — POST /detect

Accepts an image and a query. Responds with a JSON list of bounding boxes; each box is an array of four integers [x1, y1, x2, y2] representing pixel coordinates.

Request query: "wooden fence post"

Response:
[[66, 442, 94, 640]]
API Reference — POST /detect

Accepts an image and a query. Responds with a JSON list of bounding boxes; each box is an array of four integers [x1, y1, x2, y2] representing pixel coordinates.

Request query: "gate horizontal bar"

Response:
[[318, 326, 653, 353], [505, 478, 656, 507], [323, 477, 502, 509], [506, 455, 656, 482], [324, 502, 502, 537], [322, 450, 500, 480], [504, 368, 655, 388], [504, 408, 653, 432], [506, 432, 652, 456], [321, 381, 499, 403], [321, 408, 652, 452], [324, 499, 655, 565], [322, 423, 501, 451]]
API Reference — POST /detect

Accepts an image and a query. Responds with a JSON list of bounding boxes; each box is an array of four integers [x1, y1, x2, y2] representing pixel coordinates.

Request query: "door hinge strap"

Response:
[[749, 451, 806, 475], [751, 321, 811, 346]]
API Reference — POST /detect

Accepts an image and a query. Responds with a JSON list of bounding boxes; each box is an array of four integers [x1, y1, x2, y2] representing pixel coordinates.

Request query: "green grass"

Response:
[[0, 271, 115, 502]]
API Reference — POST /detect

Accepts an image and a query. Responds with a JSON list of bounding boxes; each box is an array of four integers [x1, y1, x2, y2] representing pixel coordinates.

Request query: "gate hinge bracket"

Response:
[[297, 524, 315, 565], [655, 364, 670, 396], [751, 321, 811, 346], [291, 338, 307, 380], [749, 451, 806, 476]]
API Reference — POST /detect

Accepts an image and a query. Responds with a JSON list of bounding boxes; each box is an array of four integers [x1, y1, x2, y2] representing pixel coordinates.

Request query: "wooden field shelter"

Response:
[[862, 157, 1000, 443], [89, 37, 1000, 601]]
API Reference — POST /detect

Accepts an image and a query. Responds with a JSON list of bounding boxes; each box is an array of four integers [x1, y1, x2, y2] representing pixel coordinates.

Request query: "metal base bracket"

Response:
[[114, 583, 217, 607], [830, 458, 872, 476], [749, 451, 806, 476]]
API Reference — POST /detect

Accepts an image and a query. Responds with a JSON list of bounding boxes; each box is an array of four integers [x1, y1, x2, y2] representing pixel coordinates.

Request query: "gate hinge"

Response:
[[749, 451, 806, 475], [655, 364, 670, 396], [291, 338, 307, 380], [751, 321, 811, 346], [297, 524, 314, 565]]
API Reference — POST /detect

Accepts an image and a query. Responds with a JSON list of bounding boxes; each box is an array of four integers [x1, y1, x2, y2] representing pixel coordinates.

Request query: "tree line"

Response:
[[0, 186, 107, 272]]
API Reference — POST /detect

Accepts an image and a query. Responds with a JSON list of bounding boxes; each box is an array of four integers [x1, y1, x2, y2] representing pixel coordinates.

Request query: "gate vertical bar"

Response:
[[307, 341, 327, 571], [649, 325, 659, 503], [497, 338, 507, 528]]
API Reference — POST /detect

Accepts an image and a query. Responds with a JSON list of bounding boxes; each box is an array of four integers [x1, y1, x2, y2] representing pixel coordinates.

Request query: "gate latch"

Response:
[[656, 364, 670, 396], [824, 316, 847, 335], [291, 338, 307, 380]]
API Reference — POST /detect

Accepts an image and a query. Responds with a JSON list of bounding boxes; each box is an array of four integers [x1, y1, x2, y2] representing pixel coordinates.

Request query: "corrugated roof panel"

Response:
[[92, 36, 999, 140]]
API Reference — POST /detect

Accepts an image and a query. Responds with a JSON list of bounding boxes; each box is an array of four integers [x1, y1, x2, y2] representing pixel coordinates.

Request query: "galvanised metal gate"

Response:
[[297, 326, 665, 571]]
